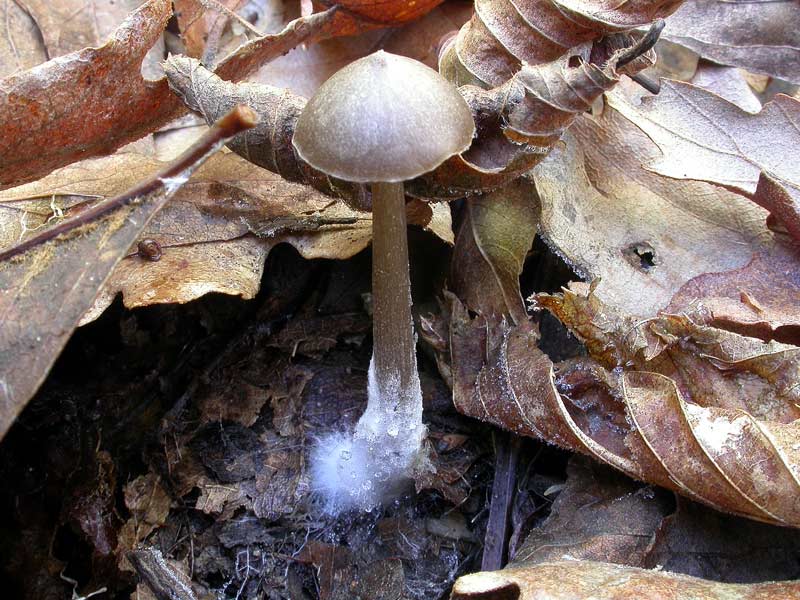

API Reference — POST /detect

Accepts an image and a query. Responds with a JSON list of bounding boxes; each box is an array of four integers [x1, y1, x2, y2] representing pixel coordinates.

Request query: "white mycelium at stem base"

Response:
[[292, 51, 475, 512], [311, 181, 425, 512]]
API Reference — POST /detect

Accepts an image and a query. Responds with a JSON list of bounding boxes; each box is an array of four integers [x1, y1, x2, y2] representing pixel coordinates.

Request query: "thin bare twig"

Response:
[[0, 105, 257, 262]]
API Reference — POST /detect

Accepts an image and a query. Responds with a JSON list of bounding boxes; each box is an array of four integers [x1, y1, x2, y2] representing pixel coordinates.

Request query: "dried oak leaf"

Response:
[[512, 455, 671, 567], [450, 178, 539, 325], [532, 100, 769, 318], [439, 0, 683, 88], [448, 281, 800, 527], [116, 473, 171, 571], [319, 0, 445, 25], [173, 0, 250, 60], [661, 0, 800, 85], [667, 237, 800, 346], [689, 62, 762, 114], [0, 108, 253, 441], [451, 560, 800, 600], [608, 82, 800, 242], [255, 0, 473, 98], [0, 150, 451, 324], [539, 283, 800, 523], [0, 0, 174, 190], [0, 1, 48, 77], [0, 0, 351, 190]]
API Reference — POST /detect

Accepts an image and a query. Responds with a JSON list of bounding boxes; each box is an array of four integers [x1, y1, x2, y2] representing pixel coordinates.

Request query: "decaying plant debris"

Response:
[[1, 1, 799, 599]]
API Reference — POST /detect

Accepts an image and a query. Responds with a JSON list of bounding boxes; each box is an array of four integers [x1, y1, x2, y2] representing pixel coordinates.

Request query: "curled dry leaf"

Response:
[[533, 101, 769, 318], [0, 0, 175, 190], [0, 1, 48, 77], [451, 560, 800, 600], [0, 0, 379, 190], [449, 178, 539, 325], [662, 0, 800, 85], [608, 82, 800, 242], [0, 150, 451, 324], [446, 279, 800, 527], [438, 0, 682, 88], [667, 238, 800, 346], [255, 1, 474, 98], [166, 35, 661, 203], [0, 106, 256, 441]]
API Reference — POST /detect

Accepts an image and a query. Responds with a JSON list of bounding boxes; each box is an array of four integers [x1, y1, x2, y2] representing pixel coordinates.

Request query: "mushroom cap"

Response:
[[292, 51, 475, 184]]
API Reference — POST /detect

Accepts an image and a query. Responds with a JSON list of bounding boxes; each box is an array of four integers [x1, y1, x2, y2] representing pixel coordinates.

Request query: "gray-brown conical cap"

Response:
[[292, 51, 475, 184]]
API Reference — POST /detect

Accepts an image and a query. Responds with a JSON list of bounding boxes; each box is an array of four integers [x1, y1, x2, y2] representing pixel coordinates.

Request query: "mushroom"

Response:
[[292, 51, 474, 512]]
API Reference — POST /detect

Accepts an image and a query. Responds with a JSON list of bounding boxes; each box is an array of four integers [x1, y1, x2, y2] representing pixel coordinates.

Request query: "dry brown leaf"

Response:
[[0, 0, 47, 77], [0, 107, 254, 441], [1, 149, 451, 323], [451, 560, 800, 600], [533, 105, 768, 318], [689, 62, 761, 114], [512, 455, 670, 567], [0, 0, 174, 190], [255, 0, 473, 98], [116, 473, 172, 571], [0, 0, 368, 190], [446, 280, 800, 527], [173, 0, 249, 60], [668, 240, 800, 345], [450, 179, 539, 325], [608, 82, 800, 241], [439, 0, 683, 88], [662, 0, 800, 85], [537, 283, 800, 424], [18, 0, 156, 62], [320, 0, 445, 25]]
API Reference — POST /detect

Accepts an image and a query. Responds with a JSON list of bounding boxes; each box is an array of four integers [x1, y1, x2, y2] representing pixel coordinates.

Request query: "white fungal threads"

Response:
[[311, 357, 425, 513]]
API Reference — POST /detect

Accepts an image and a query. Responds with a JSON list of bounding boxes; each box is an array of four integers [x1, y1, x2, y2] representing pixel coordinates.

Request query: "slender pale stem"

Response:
[[370, 181, 417, 410]]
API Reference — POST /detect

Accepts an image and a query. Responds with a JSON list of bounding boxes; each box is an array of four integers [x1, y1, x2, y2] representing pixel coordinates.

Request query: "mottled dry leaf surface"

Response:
[[451, 560, 800, 600], [662, 0, 800, 85], [442, 64, 800, 529], [19, 0, 156, 62], [533, 105, 769, 318], [449, 178, 539, 326], [609, 83, 800, 242], [446, 260, 800, 525], [0, 0, 422, 190], [0, 0, 48, 77], [0, 0, 175, 190], [512, 456, 672, 567], [0, 150, 451, 324], [0, 108, 254, 441]]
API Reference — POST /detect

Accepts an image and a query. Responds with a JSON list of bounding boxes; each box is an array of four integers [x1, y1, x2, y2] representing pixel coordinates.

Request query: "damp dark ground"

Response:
[[0, 227, 581, 600]]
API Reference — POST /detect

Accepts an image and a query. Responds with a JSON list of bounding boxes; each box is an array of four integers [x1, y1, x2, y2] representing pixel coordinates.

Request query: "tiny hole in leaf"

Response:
[[624, 242, 658, 271], [568, 56, 583, 68]]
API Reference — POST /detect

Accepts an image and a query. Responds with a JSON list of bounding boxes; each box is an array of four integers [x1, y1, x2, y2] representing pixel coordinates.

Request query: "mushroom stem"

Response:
[[370, 181, 419, 407]]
